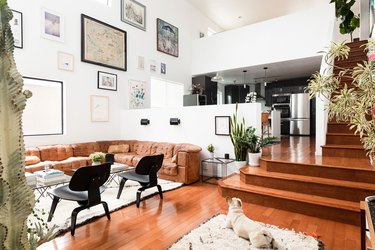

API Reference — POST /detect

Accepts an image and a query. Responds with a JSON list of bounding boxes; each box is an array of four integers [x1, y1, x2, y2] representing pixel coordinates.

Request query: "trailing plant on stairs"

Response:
[[307, 40, 375, 166], [0, 1, 56, 248], [229, 104, 248, 161]]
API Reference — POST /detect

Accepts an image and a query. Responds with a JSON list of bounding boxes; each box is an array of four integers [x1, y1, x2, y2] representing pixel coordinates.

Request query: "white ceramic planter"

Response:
[[92, 161, 101, 166], [233, 161, 247, 173], [248, 152, 262, 166]]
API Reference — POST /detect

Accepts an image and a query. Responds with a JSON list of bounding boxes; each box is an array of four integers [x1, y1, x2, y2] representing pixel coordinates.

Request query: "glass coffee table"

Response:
[[29, 174, 71, 202], [201, 157, 235, 184]]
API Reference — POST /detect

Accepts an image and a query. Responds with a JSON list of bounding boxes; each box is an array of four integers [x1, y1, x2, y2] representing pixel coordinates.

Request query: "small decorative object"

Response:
[[245, 92, 257, 103], [229, 104, 248, 169], [90, 95, 109, 122], [81, 14, 127, 71], [129, 79, 146, 109], [161, 62, 166, 74], [307, 40, 375, 166], [97, 71, 117, 91], [121, 0, 146, 31], [41, 8, 64, 42], [215, 116, 230, 136], [157, 18, 179, 57], [192, 83, 203, 94], [224, 153, 230, 159], [10, 10, 23, 48], [89, 152, 106, 165], [199, 32, 204, 38], [57, 51, 74, 71], [137, 56, 144, 70], [207, 144, 215, 158]]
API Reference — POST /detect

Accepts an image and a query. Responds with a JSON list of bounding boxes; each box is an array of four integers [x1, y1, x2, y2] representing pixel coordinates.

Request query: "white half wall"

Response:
[[191, 5, 335, 75], [8, 0, 222, 147], [121, 103, 261, 162]]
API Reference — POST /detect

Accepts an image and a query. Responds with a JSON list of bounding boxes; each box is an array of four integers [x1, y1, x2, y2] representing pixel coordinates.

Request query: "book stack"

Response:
[[34, 169, 66, 185], [25, 172, 37, 187]]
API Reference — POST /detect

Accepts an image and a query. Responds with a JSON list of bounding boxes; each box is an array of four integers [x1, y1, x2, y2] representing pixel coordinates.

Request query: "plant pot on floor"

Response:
[[248, 152, 261, 166], [233, 161, 247, 173]]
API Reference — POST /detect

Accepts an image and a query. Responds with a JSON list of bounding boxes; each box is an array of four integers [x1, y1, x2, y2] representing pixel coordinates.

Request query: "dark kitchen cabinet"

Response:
[[224, 85, 250, 104]]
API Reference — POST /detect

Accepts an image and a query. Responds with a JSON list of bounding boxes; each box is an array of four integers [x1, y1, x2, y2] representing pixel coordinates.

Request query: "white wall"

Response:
[[121, 103, 261, 162], [8, 0, 222, 147], [191, 5, 335, 75]]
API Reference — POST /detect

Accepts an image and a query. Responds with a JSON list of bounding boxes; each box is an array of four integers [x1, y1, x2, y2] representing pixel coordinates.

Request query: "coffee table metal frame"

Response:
[[30, 174, 71, 202], [200, 157, 235, 184]]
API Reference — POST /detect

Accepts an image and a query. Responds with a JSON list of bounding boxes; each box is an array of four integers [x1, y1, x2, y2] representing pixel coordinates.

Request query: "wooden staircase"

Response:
[[218, 137, 375, 226], [322, 40, 368, 159]]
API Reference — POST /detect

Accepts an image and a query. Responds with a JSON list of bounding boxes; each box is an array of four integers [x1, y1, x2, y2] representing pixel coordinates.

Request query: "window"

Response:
[[23, 77, 63, 136], [151, 78, 184, 108]]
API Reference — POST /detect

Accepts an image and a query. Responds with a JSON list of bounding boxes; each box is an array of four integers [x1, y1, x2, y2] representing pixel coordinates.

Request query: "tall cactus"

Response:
[[0, 0, 35, 249]]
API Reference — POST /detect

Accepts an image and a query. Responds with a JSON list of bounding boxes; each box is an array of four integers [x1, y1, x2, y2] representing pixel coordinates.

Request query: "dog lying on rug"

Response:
[[226, 197, 274, 248]]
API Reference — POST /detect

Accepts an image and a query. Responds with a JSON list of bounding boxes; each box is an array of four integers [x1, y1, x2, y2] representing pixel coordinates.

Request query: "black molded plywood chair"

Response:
[[47, 163, 111, 236], [116, 154, 164, 207]]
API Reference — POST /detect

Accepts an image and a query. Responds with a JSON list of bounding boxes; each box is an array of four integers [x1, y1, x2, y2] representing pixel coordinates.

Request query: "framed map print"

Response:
[[157, 18, 178, 57], [90, 95, 109, 122], [81, 14, 127, 71]]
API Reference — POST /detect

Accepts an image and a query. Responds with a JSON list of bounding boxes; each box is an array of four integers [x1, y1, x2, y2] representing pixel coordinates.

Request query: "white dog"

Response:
[[226, 197, 274, 248]]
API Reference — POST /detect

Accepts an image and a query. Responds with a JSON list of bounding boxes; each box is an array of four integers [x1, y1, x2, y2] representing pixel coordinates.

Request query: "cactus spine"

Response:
[[0, 0, 35, 249]]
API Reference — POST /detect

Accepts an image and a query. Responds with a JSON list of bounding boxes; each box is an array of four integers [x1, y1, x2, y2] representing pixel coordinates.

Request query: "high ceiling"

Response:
[[187, 0, 329, 31]]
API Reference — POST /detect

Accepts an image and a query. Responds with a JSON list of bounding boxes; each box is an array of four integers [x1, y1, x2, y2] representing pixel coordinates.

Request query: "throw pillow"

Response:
[[25, 155, 41, 165], [108, 144, 130, 154], [171, 154, 177, 163]]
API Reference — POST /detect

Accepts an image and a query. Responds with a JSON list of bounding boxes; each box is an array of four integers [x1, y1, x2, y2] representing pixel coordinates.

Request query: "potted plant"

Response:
[[260, 135, 279, 156], [230, 104, 248, 169], [207, 144, 215, 158], [89, 152, 106, 165], [330, 0, 360, 42], [245, 127, 278, 165], [307, 40, 375, 166]]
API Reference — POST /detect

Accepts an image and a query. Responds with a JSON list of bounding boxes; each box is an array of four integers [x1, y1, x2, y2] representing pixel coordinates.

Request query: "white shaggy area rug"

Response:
[[169, 214, 324, 250], [29, 179, 182, 234]]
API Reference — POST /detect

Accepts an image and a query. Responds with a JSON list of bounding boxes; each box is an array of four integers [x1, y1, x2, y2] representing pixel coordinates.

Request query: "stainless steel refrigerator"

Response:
[[290, 93, 310, 135]]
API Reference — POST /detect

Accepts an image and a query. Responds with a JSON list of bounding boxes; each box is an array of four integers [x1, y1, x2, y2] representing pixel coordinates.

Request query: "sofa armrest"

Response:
[[176, 151, 200, 184], [174, 143, 202, 155]]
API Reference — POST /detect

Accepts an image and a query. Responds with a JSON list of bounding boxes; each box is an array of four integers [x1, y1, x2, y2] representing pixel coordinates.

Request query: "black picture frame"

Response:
[[81, 14, 127, 71], [215, 116, 230, 136], [157, 18, 179, 57], [97, 71, 117, 91], [11, 10, 23, 49]]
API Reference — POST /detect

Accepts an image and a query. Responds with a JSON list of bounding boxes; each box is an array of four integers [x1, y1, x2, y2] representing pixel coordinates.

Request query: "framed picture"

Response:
[[137, 56, 144, 70], [129, 79, 146, 109], [81, 14, 127, 71], [41, 8, 64, 42], [121, 0, 146, 31], [57, 51, 74, 71], [98, 71, 117, 91], [149, 59, 157, 73], [215, 116, 230, 136], [160, 63, 166, 74], [157, 18, 179, 57], [10, 10, 23, 48], [90, 95, 109, 122]]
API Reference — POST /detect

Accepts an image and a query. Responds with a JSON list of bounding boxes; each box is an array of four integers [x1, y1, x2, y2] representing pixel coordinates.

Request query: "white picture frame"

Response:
[[10, 10, 23, 48], [121, 0, 146, 31], [41, 8, 64, 42], [150, 59, 157, 73], [137, 56, 144, 70], [215, 116, 230, 136], [90, 95, 109, 122], [57, 51, 74, 71]]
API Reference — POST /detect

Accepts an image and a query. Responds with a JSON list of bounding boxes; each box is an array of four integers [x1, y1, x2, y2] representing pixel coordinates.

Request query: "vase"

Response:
[[92, 161, 101, 166], [248, 152, 262, 166]]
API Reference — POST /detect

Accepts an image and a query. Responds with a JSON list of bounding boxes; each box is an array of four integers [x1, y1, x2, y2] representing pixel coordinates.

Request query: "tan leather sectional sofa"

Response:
[[24, 140, 202, 184]]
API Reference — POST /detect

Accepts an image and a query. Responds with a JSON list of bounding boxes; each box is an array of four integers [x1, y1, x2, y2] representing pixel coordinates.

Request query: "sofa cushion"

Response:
[[114, 153, 135, 166], [131, 155, 145, 166], [25, 147, 41, 158], [133, 142, 152, 155], [52, 157, 89, 172], [108, 144, 129, 154], [160, 158, 178, 176], [71, 142, 100, 157], [151, 143, 174, 159], [25, 156, 40, 166], [38, 145, 73, 161]]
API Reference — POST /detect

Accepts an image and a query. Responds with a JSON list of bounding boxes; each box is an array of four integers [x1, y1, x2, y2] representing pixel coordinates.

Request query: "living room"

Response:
[[1, 0, 375, 249]]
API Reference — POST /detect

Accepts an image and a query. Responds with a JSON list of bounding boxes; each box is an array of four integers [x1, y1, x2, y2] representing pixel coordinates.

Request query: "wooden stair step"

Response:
[[260, 158, 375, 183], [322, 144, 367, 158], [327, 123, 355, 134], [241, 167, 375, 202], [218, 174, 360, 225], [326, 132, 361, 145], [334, 56, 368, 65]]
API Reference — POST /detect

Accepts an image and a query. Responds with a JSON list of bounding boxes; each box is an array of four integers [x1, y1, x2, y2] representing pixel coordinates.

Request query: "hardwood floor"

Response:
[[38, 181, 361, 250]]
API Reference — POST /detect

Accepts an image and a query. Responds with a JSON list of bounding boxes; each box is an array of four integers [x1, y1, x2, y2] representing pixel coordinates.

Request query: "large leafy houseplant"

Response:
[[245, 127, 278, 153], [229, 104, 248, 161], [307, 40, 375, 165], [330, 0, 360, 42]]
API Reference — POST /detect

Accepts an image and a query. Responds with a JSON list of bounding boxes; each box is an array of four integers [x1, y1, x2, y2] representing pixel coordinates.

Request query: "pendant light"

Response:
[[211, 72, 224, 82], [263, 67, 268, 86], [243, 70, 247, 88]]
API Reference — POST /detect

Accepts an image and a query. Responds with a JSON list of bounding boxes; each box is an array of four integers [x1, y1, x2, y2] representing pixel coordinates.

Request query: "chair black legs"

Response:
[[102, 201, 111, 220], [136, 189, 142, 208], [157, 185, 163, 199], [47, 196, 60, 222], [117, 178, 128, 199]]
